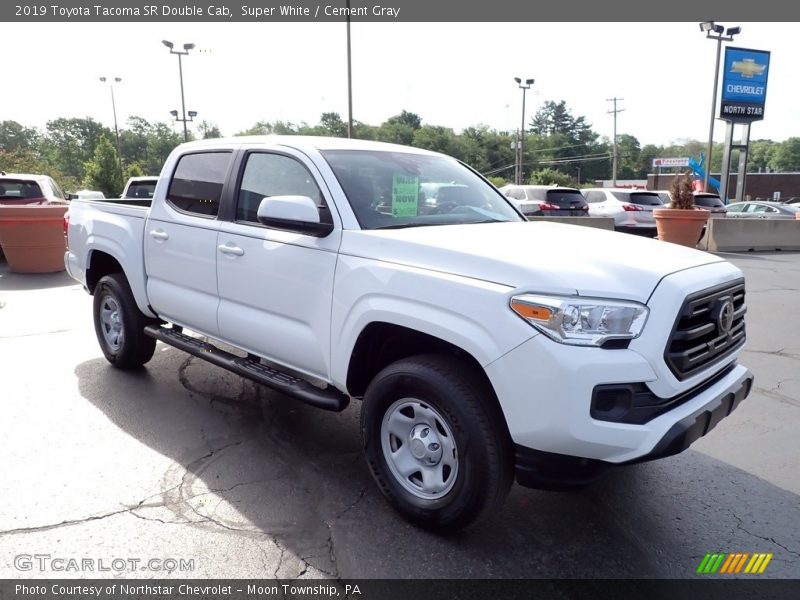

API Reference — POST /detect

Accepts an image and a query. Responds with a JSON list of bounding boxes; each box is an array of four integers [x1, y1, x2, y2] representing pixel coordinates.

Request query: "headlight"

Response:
[[510, 294, 649, 346]]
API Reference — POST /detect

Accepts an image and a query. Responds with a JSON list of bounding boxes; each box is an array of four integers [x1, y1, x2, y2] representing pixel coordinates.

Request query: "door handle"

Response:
[[218, 244, 245, 256], [149, 229, 169, 241]]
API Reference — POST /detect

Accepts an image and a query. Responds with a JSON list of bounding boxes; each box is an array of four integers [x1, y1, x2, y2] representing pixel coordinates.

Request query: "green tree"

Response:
[[526, 100, 604, 181], [198, 121, 222, 139], [769, 138, 800, 172], [145, 123, 182, 175], [44, 117, 112, 180], [412, 125, 457, 155], [318, 112, 347, 137], [529, 167, 574, 186], [0, 120, 41, 153], [124, 162, 145, 179], [83, 136, 123, 197], [748, 140, 776, 172], [614, 134, 642, 179]]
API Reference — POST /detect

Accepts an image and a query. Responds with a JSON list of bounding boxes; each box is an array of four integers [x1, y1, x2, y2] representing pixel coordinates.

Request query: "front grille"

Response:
[[665, 279, 746, 380]]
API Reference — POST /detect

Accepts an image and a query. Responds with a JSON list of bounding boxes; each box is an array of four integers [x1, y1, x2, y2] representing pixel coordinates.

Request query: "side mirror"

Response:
[[256, 195, 334, 237]]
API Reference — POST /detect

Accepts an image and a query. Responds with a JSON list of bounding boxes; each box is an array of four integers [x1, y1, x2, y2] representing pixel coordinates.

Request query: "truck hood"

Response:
[[340, 221, 724, 303]]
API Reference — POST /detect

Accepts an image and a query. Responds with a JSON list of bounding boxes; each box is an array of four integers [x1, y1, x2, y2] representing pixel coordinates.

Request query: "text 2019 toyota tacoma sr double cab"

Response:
[[65, 136, 753, 530]]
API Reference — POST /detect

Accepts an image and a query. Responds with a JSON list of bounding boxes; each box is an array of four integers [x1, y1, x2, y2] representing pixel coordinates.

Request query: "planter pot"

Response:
[[653, 207, 710, 248], [0, 204, 68, 273]]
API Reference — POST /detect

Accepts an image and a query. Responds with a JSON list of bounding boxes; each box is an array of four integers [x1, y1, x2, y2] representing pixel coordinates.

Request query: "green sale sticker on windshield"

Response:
[[392, 174, 419, 217]]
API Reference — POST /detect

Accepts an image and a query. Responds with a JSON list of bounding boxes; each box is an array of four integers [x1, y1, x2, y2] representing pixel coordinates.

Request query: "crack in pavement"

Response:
[[753, 386, 800, 408], [725, 508, 800, 560]]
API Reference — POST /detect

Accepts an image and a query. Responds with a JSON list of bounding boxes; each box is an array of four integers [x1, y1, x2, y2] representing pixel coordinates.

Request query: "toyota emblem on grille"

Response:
[[717, 298, 735, 334]]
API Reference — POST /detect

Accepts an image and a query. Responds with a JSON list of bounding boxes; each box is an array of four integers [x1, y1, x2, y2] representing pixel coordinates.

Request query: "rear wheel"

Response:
[[361, 354, 513, 531], [93, 273, 156, 369]]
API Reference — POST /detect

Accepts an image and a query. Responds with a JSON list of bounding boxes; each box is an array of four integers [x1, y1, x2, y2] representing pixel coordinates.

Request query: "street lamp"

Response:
[[699, 21, 740, 192], [99, 76, 123, 179], [162, 39, 195, 142], [514, 77, 534, 185]]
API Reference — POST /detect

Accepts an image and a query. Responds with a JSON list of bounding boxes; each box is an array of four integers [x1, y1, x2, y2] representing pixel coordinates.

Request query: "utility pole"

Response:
[[514, 77, 534, 185], [606, 97, 625, 187]]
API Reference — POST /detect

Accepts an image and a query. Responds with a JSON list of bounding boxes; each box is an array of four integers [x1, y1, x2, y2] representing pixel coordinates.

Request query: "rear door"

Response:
[[145, 150, 233, 337], [215, 147, 340, 380]]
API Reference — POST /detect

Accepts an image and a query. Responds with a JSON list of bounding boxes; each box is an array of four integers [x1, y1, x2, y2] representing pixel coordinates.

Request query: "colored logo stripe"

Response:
[[697, 552, 773, 574]]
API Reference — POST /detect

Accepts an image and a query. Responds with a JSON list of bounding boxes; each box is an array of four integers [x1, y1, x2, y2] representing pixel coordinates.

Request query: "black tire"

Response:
[[93, 273, 156, 369], [360, 354, 513, 531]]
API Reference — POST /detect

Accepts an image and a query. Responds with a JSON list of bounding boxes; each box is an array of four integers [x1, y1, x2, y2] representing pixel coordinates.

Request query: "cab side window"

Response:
[[167, 152, 232, 217], [236, 153, 331, 225]]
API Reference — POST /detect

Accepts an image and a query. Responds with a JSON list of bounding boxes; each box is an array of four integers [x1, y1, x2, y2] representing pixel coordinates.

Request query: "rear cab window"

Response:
[[166, 152, 232, 217]]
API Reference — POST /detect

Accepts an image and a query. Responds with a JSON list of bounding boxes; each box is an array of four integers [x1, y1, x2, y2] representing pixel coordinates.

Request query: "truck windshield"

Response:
[[320, 149, 522, 229]]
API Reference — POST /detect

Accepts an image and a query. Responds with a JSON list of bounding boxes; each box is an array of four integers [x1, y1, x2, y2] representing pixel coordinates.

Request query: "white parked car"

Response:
[[68, 189, 106, 201], [582, 188, 663, 235], [122, 176, 158, 199]]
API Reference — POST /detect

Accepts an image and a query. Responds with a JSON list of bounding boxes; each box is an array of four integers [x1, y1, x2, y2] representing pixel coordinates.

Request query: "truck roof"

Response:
[[174, 135, 443, 156]]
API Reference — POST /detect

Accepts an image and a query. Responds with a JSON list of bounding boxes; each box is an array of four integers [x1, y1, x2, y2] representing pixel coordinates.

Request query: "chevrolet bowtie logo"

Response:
[[731, 58, 766, 78]]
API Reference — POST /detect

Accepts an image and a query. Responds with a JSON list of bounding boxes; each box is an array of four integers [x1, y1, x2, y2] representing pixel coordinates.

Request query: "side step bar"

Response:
[[144, 325, 349, 412]]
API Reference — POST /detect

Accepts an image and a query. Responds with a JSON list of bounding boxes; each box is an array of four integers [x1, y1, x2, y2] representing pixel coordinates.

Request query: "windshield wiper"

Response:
[[371, 221, 441, 230]]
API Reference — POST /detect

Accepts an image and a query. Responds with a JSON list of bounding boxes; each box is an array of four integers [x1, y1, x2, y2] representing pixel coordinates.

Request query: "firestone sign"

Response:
[[652, 158, 690, 168], [720, 47, 770, 122]]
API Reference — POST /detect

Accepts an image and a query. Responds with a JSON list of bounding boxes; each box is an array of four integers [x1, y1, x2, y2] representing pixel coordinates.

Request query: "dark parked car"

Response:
[[498, 184, 588, 217], [693, 192, 727, 217]]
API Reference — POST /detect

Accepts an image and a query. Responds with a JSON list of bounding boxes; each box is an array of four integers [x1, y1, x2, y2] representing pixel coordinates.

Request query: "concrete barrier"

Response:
[[700, 218, 800, 252], [525, 216, 615, 230]]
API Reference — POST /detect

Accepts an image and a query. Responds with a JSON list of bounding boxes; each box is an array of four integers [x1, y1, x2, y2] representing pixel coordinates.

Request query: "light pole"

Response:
[[162, 40, 195, 142], [99, 76, 123, 179], [514, 77, 534, 185], [699, 21, 740, 192]]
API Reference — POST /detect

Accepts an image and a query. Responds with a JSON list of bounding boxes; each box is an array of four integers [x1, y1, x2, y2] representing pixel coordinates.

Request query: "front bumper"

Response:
[[514, 366, 753, 489]]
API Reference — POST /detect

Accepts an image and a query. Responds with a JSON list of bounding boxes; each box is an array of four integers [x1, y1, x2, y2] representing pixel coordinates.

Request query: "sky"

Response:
[[5, 22, 798, 147]]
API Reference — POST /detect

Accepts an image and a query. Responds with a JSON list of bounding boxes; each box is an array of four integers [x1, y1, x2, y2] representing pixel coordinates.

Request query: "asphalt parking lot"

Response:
[[0, 250, 798, 579]]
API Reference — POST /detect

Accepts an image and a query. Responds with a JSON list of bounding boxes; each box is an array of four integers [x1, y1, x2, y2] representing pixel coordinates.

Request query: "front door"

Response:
[[216, 149, 340, 380]]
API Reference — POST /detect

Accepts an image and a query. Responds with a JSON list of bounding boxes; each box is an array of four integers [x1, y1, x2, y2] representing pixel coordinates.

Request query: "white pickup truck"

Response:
[[65, 136, 753, 530]]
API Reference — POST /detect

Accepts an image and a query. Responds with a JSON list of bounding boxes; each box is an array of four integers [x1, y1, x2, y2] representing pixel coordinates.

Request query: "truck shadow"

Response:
[[74, 347, 800, 578]]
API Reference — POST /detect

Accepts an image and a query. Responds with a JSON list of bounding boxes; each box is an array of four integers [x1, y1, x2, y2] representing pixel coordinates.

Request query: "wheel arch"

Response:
[[86, 249, 155, 318], [345, 322, 511, 440]]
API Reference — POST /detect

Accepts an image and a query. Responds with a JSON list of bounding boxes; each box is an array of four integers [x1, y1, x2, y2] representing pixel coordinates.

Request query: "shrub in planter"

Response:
[[653, 172, 710, 248]]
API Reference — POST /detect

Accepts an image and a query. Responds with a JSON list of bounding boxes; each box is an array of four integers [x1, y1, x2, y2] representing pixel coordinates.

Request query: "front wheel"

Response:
[[361, 354, 513, 531], [93, 273, 156, 369]]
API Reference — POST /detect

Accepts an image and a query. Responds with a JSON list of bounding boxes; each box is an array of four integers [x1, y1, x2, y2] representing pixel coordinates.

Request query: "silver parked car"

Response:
[[726, 201, 800, 219], [582, 188, 662, 235]]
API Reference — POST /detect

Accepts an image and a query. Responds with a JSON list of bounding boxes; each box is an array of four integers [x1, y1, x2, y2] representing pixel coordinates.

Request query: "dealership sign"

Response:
[[720, 47, 770, 122], [652, 157, 690, 168]]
